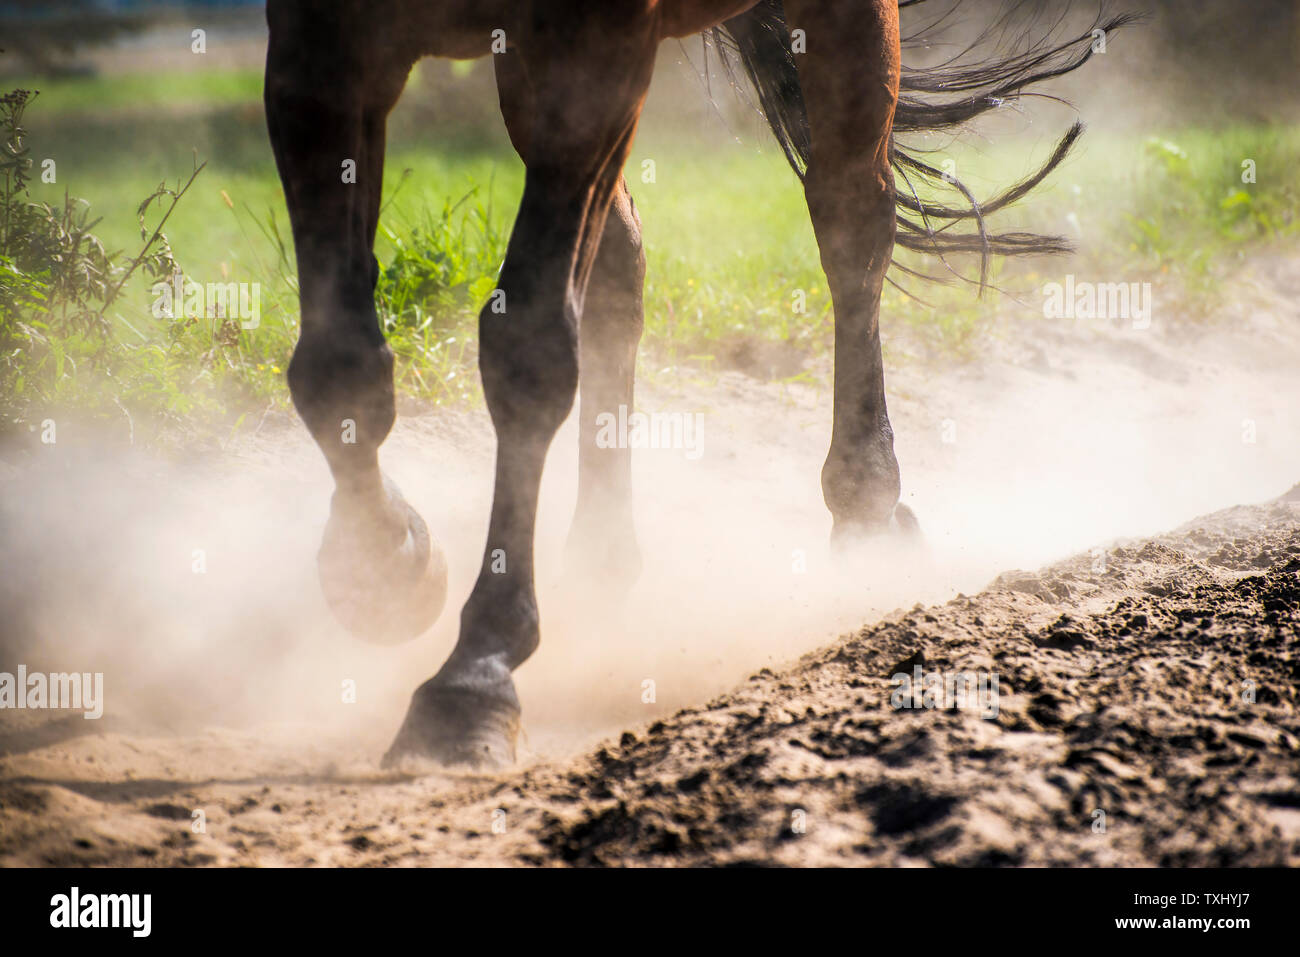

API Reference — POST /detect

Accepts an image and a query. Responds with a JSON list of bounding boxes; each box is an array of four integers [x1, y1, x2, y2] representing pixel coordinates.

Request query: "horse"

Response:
[[263, 0, 1131, 767]]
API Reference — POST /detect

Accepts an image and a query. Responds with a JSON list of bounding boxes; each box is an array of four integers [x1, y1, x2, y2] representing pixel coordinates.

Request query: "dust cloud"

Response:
[[2, 258, 1297, 767]]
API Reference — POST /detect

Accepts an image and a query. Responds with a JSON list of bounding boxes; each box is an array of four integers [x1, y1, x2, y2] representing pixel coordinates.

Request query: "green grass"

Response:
[[3, 66, 1297, 445], [9, 69, 264, 115]]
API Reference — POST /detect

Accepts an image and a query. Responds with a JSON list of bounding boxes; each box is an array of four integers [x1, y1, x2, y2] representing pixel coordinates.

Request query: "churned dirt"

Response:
[[2, 488, 1297, 867], [502, 489, 1300, 867], [1, 253, 1298, 867]]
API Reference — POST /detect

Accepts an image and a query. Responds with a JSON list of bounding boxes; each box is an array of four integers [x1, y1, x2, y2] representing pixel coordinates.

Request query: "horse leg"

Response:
[[494, 49, 646, 594], [384, 4, 659, 768], [566, 182, 647, 588], [785, 0, 918, 545], [265, 1, 447, 642]]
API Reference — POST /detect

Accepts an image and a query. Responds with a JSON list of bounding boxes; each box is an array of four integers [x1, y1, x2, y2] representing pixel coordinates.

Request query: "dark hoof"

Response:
[[382, 681, 520, 771], [317, 482, 448, 644]]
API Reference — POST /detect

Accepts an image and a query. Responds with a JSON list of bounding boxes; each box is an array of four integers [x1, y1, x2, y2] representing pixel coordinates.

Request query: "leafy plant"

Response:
[[0, 86, 202, 425], [375, 184, 504, 334]]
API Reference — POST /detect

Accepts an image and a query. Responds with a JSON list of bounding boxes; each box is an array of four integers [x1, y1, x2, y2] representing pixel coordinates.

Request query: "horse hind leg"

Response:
[[566, 179, 647, 592], [785, 0, 918, 545], [265, 2, 447, 642], [492, 48, 646, 595]]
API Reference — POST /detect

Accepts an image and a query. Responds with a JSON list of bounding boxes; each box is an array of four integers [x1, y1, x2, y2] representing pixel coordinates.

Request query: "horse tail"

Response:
[[711, 1, 1139, 291]]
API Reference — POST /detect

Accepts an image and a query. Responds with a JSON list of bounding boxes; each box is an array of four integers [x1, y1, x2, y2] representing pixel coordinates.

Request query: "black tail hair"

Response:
[[710, 1, 1139, 292]]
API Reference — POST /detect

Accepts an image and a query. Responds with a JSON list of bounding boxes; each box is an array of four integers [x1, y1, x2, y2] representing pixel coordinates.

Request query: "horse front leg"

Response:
[[384, 2, 660, 769], [265, 1, 447, 643]]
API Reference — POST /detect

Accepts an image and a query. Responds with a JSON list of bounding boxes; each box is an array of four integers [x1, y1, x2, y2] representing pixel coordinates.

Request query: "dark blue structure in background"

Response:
[[0, 1, 265, 16]]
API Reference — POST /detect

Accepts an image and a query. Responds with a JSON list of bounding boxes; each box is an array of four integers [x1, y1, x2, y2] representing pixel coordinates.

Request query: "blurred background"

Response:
[[0, 0, 1297, 441]]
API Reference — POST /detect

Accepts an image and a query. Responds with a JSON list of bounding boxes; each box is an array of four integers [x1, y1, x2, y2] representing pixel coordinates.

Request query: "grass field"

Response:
[[2, 61, 1297, 443]]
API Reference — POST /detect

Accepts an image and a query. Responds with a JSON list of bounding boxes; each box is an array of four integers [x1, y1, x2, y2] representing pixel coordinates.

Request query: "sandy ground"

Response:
[[0, 252, 1297, 866]]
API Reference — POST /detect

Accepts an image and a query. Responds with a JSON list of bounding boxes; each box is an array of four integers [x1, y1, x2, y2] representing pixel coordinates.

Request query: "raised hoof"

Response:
[[382, 681, 520, 771], [317, 482, 448, 644]]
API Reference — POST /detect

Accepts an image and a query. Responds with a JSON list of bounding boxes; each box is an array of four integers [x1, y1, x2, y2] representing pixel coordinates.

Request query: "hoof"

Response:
[[317, 480, 448, 644], [382, 680, 520, 771]]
